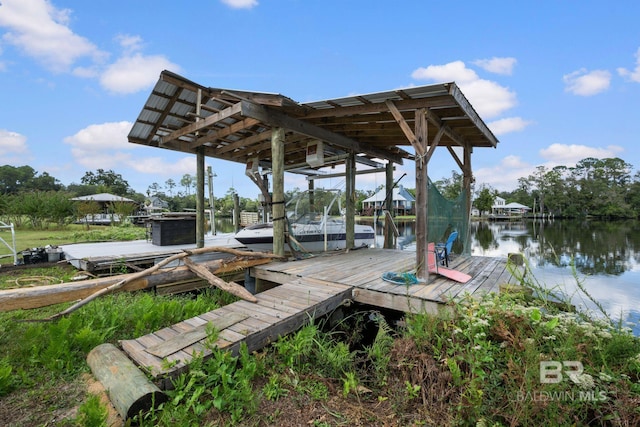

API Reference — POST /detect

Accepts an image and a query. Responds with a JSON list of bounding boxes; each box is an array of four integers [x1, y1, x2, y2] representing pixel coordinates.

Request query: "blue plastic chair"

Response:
[[435, 230, 458, 267]]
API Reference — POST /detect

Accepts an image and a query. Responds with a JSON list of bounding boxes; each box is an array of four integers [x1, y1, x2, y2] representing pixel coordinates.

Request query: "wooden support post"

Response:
[[196, 147, 205, 248], [308, 178, 314, 206], [87, 343, 168, 419], [463, 145, 473, 255], [272, 127, 285, 257], [414, 109, 429, 280], [233, 192, 241, 233], [195, 88, 205, 248], [384, 161, 395, 249], [345, 152, 355, 250]]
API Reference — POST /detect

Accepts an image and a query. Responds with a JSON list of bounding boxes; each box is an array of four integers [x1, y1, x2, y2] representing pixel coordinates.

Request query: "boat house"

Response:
[[361, 185, 415, 216], [127, 70, 498, 280]]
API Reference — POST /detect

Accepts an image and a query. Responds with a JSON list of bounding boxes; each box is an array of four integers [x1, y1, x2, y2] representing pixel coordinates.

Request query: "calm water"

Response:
[[470, 219, 640, 335], [221, 217, 640, 334]]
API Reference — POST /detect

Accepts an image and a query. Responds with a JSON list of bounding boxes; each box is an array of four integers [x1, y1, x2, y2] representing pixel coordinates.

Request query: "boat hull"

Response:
[[235, 222, 375, 253]]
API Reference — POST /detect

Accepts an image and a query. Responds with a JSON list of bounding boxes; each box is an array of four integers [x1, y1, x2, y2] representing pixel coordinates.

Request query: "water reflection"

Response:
[[472, 220, 640, 276], [366, 218, 640, 335], [225, 216, 639, 334]]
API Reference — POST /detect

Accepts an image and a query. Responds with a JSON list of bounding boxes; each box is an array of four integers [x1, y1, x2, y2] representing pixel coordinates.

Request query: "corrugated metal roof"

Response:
[[128, 70, 498, 171]]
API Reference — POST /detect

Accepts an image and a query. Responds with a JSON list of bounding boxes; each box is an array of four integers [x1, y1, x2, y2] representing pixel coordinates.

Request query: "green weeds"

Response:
[[1, 258, 639, 426]]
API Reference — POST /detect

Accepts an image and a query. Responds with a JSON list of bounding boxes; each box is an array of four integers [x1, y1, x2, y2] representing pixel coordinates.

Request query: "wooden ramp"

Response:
[[119, 249, 523, 387], [120, 277, 352, 388]]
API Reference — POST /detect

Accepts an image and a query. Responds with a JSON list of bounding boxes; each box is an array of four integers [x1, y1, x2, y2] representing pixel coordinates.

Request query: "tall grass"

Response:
[[1, 247, 639, 425]]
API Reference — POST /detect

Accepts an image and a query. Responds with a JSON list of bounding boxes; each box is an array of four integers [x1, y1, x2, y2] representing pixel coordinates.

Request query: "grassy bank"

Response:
[[1, 223, 146, 254], [0, 228, 639, 426]]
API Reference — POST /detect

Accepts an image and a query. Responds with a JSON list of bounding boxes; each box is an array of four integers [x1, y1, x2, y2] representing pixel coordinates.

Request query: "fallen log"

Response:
[[87, 343, 168, 420], [0, 257, 275, 312], [4, 248, 282, 315], [183, 257, 258, 303], [34, 247, 282, 321]]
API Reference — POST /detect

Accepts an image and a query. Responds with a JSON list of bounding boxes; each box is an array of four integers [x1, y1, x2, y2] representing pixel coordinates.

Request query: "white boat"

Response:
[[235, 189, 375, 253]]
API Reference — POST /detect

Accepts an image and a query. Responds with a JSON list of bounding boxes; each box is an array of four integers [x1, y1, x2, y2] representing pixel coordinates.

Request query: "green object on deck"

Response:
[[382, 271, 419, 285]]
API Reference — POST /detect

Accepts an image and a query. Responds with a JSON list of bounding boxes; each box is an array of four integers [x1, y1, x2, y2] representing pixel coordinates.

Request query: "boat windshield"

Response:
[[285, 189, 342, 224]]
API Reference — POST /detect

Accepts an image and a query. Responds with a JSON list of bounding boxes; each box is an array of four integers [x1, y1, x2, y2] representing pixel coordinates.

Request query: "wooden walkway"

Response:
[[120, 249, 522, 387], [120, 277, 353, 389], [252, 249, 519, 314]]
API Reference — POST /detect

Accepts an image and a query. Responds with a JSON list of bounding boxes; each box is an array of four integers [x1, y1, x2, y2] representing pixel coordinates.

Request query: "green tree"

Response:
[[180, 174, 194, 196], [109, 201, 139, 224], [165, 179, 176, 196], [80, 169, 132, 196], [474, 185, 496, 215], [75, 200, 102, 230], [434, 170, 463, 200], [0, 165, 62, 194]]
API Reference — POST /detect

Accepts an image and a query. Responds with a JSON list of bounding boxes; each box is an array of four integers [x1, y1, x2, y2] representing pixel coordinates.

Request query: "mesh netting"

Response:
[[427, 178, 469, 255]]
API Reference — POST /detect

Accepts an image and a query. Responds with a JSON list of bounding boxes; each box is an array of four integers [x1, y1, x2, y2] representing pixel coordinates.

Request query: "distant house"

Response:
[[491, 196, 506, 213], [362, 185, 415, 216], [145, 195, 169, 213], [490, 197, 531, 218], [71, 193, 139, 224]]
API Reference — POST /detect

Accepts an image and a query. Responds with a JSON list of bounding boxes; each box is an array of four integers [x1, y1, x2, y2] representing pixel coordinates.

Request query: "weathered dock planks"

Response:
[[251, 249, 522, 312], [119, 249, 522, 387], [120, 277, 353, 388]]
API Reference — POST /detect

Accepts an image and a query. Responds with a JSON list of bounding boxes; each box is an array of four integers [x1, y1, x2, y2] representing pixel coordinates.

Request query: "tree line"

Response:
[[469, 157, 640, 219], [0, 165, 260, 229], [2, 156, 639, 229]]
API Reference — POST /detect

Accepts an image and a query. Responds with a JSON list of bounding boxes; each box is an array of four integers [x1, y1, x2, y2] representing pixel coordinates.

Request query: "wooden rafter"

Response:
[[239, 100, 405, 164], [160, 102, 243, 145]]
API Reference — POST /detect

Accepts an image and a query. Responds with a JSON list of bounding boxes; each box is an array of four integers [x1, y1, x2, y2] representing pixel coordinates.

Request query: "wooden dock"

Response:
[[61, 233, 243, 275], [119, 249, 522, 387], [251, 249, 519, 314]]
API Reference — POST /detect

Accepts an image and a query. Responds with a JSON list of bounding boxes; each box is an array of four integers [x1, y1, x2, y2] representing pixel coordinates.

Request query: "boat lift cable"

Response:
[[380, 173, 406, 211]]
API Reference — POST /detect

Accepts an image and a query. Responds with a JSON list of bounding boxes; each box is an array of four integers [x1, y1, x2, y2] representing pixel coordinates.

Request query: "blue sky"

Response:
[[1, 0, 639, 199]]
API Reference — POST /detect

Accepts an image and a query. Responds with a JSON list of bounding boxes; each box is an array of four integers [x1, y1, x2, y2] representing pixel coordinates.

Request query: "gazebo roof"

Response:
[[71, 193, 136, 203], [363, 185, 415, 204], [503, 202, 531, 210], [128, 70, 498, 173]]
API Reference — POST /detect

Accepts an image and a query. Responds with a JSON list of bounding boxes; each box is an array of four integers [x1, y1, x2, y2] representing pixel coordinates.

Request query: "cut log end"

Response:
[[87, 343, 168, 420]]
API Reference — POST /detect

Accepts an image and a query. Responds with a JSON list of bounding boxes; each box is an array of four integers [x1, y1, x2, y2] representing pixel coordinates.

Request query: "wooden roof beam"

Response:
[[240, 100, 405, 164], [385, 100, 425, 157], [160, 102, 243, 145], [301, 97, 457, 119]]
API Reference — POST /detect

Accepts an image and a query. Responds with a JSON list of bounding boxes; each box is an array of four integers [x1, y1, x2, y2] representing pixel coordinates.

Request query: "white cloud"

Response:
[[0, 129, 31, 165], [563, 69, 611, 96], [98, 34, 180, 94], [539, 143, 623, 164], [473, 57, 517, 75], [100, 53, 179, 94], [411, 60, 517, 118], [0, 0, 104, 73], [115, 34, 144, 55], [130, 156, 196, 176], [64, 121, 132, 169], [221, 0, 258, 9], [64, 121, 132, 151], [63, 121, 196, 178], [412, 60, 477, 84], [488, 117, 533, 136], [474, 155, 534, 191], [0, 128, 28, 154], [0, 2, 178, 94], [617, 47, 640, 83]]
